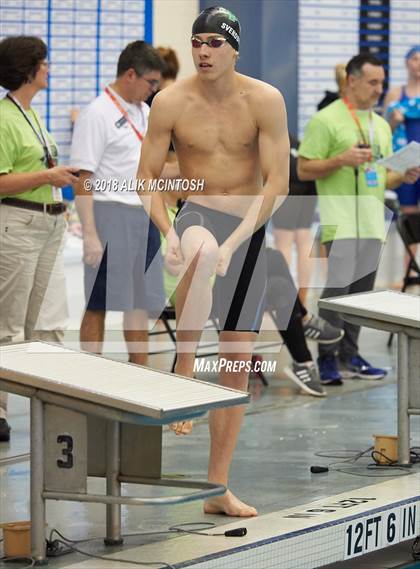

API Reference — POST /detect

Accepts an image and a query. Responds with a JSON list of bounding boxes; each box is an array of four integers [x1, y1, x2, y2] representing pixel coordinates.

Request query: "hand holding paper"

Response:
[[402, 167, 420, 185], [377, 141, 420, 173]]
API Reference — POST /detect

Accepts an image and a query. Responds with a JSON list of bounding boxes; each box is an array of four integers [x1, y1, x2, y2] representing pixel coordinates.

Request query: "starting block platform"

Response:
[[319, 290, 420, 465], [58, 474, 420, 569], [0, 341, 250, 563]]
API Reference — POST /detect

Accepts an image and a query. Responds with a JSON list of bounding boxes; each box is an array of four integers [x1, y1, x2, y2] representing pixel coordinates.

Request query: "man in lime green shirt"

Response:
[[298, 53, 420, 384]]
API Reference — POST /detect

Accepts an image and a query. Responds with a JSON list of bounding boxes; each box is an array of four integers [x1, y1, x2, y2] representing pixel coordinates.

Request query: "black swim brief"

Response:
[[175, 202, 267, 332]]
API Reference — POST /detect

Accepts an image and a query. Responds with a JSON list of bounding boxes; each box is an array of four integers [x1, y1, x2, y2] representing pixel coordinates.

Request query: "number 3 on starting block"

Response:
[[44, 404, 88, 494]]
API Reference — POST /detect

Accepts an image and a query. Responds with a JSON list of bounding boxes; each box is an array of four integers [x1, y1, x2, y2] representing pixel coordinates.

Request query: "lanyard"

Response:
[[6, 93, 56, 168], [105, 87, 145, 142], [343, 97, 375, 147]]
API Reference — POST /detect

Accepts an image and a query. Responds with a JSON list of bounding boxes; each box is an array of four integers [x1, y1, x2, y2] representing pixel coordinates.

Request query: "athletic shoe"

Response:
[[317, 355, 343, 385], [0, 418, 11, 442], [284, 361, 327, 397], [340, 355, 387, 380], [303, 315, 344, 344]]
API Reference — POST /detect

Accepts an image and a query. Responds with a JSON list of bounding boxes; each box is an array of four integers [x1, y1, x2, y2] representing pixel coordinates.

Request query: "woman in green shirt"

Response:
[[0, 36, 79, 442]]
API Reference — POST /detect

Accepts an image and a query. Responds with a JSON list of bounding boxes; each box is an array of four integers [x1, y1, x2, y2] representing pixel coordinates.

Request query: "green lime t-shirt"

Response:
[[298, 99, 392, 242], [0, 97, 58, 203]]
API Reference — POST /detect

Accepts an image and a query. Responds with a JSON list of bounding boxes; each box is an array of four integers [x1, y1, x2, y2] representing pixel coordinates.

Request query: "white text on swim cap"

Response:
[[221, 22, 240, 44]]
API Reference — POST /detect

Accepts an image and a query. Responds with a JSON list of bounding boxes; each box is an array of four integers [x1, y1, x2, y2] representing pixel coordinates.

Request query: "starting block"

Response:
[[0, 341, 250, 563], [319, 290, 420, 465]]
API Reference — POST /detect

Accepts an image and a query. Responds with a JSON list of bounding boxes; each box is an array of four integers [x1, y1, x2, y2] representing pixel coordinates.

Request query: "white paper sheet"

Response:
[[377, 141, 420, 172]]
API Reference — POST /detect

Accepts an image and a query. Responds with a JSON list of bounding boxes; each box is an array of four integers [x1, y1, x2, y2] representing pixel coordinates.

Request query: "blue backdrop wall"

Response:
[[199, 0, 299, 136]]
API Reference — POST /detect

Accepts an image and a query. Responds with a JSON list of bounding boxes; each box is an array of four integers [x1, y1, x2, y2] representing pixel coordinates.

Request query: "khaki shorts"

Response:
[[0, 204, 68, 415]]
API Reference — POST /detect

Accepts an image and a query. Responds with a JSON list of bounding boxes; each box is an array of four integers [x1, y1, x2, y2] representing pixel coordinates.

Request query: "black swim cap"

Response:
[[192, 6, 240, 52]]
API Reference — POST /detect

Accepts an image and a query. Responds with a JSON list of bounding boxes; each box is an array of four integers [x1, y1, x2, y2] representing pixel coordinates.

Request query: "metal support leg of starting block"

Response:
[[30, 396, 47, 565], [105, 420, 123, 545], [398, 333, 410, 465]]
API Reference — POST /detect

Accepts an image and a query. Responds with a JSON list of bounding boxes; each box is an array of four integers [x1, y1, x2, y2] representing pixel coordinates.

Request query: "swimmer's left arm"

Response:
[[225, 88, 289, 250]]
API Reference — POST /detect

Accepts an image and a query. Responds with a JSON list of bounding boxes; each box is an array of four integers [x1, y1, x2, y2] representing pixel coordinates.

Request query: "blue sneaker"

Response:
[[340, 355, 387, 380], [317, 355, 343, 385]]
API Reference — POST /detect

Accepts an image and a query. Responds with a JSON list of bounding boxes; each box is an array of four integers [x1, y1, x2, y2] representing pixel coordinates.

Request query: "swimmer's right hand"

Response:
[[164, 256, 182, 276], [83, 231, 104, 268], [165, 230, 183, 273], [47, 166, 80, 187]]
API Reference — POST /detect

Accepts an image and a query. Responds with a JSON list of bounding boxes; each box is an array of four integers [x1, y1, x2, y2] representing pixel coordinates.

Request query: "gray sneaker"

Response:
[[303, 315, 344, 344], [284, 361, 327, 397]]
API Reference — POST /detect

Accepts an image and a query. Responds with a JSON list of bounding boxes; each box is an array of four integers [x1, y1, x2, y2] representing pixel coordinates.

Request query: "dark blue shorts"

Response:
[[84, 202, 165, 314], [271, 195, 317, 230], [396, 178, 420, 207]]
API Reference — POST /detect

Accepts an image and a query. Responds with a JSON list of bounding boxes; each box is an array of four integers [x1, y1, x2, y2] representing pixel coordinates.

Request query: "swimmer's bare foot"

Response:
[[169, 420, 194, 435], [204, 490, 258, 517]]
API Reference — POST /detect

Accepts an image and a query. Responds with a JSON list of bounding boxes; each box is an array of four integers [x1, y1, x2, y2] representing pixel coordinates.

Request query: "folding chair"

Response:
[[387, 212, 420, 347]]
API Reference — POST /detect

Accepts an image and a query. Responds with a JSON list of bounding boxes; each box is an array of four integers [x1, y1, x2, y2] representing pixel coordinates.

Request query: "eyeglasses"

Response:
[[141, 76, 160, 90], [191, 36, 228, 49]]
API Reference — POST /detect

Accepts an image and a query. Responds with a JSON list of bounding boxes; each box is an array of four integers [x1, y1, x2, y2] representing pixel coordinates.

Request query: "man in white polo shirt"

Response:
[[71, 41, 176, 364]]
